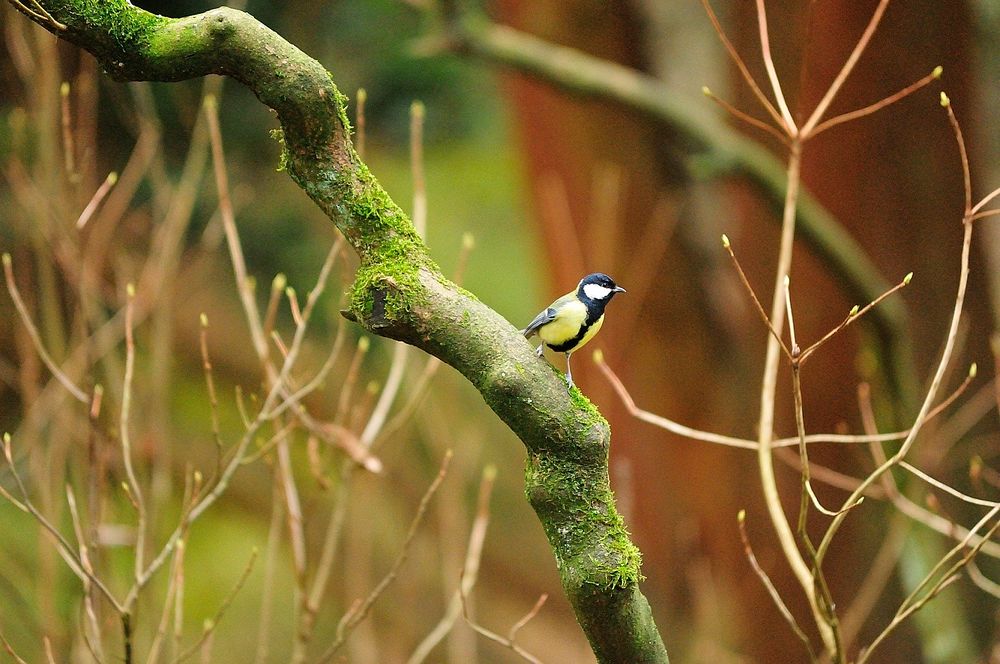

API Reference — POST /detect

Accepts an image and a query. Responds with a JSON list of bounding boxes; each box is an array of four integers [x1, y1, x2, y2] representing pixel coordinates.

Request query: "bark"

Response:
[[7, 1, 668, 661]]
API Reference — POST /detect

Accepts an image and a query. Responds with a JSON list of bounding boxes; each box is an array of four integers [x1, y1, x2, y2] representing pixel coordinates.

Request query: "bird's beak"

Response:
[[614, 286, 627, 293]]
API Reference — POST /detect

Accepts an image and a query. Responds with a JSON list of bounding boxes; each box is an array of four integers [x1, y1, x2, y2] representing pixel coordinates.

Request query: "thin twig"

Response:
[[969, 208, 1000, 223], [459, 582, 547, 664], [698, 0, 786, 130], [170, 549, 258, 664], [76, 171, 118, 229], [721, 235, 792, 359], [408, 465, 497, 664], [856, 506, 1000, 664], [754, 0, 795, 133], [121, 284, 148, 582], [816, 96, 978, 567], [316, 450, 454, 663], [8, 0, 67, 30], [1, 437, 125, 614], [737, 510, 817, 661], [0, 627, 29, 664], [596, 352, 965, 450], [146, 537, 186, 664], [65, 485, 103, 660], [971, 185, 1000, 216], [941, 93, 972, 214], [410, 100, 427, 238], [2, 253, 89, 403], [60, 81, 76, 178], [810, 66, 941, 138], [198, 314, 223, 479], [800, 0, 892, 137], [967, 559, 1000, 599], [702, 86, 789, 145], [204, 95, 268, 359], [899, 461, 1000, 508], [799, 272, 912, 363], [254, 478, 284, 664]]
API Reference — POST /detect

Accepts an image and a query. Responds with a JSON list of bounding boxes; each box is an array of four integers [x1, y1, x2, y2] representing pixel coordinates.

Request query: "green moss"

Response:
[[73, 0, 169, 50], [568, 386, 606, 427], [269, 128, 288, 172], [330, 80, 353, 136], [524, 445, 642, 593]]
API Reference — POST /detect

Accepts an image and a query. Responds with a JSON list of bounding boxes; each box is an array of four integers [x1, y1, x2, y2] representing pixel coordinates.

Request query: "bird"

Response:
[[522, 272, 626, 388]]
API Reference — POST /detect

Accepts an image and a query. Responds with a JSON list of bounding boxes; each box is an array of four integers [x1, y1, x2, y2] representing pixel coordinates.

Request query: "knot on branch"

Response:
[[348, 265, 427, 341], [203, 7, 239, 42]]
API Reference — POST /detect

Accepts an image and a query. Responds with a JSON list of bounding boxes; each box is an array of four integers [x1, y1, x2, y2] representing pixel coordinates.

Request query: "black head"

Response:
[[577, 273, 626, 304]]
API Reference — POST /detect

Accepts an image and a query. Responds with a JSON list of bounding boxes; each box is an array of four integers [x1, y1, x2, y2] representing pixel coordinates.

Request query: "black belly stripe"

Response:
[[549, 312, 604, 353]]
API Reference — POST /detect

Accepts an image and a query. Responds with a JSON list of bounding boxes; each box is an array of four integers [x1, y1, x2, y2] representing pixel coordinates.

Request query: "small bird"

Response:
[[522, 273, 626, 388]]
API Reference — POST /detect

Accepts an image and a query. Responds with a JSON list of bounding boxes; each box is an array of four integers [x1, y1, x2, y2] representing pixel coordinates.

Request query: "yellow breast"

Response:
[[572, 314, 605, 351], [537, 299, 605, 353]]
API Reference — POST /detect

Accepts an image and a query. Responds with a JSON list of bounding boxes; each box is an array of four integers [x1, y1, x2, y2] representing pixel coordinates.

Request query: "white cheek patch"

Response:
[[583, 283, 613, 300]]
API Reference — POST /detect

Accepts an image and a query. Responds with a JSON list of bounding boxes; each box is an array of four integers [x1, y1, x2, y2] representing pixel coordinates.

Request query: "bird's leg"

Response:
[[565, 352, 574, 388], [536, 344, 545, 357]]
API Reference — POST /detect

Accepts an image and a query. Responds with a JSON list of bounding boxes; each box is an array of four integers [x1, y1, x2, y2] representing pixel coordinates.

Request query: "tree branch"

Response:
[[7, 1, 667, 661]]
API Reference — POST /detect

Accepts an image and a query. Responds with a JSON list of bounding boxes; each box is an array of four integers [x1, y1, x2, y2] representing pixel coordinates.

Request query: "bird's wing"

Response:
[[522, 307, 557, 338], [521, 291, 577, 338]]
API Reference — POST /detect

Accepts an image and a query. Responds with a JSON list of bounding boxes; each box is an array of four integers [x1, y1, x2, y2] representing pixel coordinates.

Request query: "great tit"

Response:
[[522, 273, 626, 388]]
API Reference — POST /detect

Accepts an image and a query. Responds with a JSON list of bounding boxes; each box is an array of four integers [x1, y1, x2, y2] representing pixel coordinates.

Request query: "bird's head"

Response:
[[577, 273, 626, 303]]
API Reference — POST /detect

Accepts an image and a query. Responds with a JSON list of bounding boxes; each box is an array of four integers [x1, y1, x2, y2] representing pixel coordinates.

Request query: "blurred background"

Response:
[[2, 0, 1000, 662]]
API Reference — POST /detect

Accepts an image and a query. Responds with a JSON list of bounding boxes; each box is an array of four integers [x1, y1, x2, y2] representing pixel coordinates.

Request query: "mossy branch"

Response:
[[8, 1, 668, 661]]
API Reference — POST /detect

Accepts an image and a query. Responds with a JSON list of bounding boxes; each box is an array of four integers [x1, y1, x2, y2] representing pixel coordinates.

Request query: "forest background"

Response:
[[2, 0, 1000, 662]]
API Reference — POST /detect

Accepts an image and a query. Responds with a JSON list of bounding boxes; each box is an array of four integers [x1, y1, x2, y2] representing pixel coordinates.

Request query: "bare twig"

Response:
[[800, 0, 892, 137], [720, 235, 792, 359], [146, 537, 187, 664], [967, 560, 1000, 599], [701, 86, 790, 145], [317, 450, 454, 663], [59, 81, 76, 178], [596, 351, 969, 451], [3, 253, 89, 403], [738, 510, 816, 661], [816, 94, 979, 567], [810, 66, 942, 138], [971, 185, 1000, 216], [0, 627, 29, 664], [254, 479, 284, 664], [65, 485, 103, 660], [410, 100, 427, 238], [75, 171, 118, 229], [798, 273, 912, 363], [856, 506, 1000, 664], [698, 0, 786, 130], [408, 465, 497, 664], [8, 0, 66, 30], [459, 583, 548, 664], [121, 283, 149, 582], [900, 461, 1000, 508], [1, 433, 125, 613], [171, 548, 258, 664], [754, 0, 795, 133]]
